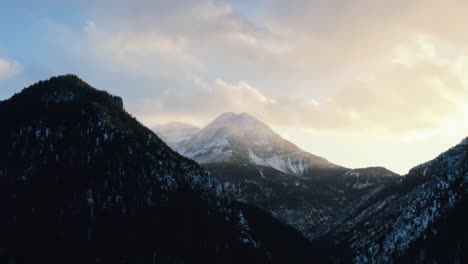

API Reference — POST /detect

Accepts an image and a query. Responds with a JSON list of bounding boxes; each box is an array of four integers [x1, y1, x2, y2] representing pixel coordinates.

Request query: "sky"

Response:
[[1, 0, 468, 174]]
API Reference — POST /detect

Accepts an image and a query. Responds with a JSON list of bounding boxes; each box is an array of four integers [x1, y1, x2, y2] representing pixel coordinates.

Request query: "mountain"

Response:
[[6, 75, 465, 263], [170, 112, 342, 175], [0, 75, 329, 263], [153, 122, 200, 147], [324, 137, 468, 263], [207, 163, 399, 240], [157, 112, 400, 240], [157, 112, 468, 263]]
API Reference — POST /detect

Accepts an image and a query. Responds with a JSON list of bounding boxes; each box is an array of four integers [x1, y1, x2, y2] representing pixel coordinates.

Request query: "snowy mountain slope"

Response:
[[166, 112, 342, 175], [324, 137, 468, 263], [207, 163, 400, 240], [342, 166, 400, 189]]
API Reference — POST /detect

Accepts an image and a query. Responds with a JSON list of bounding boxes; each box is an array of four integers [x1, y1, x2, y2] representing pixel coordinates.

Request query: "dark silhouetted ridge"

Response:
[[4, 74, 123, 110], [0, 75, 329, 264]]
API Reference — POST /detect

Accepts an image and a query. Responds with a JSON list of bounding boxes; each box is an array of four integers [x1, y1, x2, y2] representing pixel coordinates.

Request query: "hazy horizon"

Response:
[[1, 1, 468, 174]]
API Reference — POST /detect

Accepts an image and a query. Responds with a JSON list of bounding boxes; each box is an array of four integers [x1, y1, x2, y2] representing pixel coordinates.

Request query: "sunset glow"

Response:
[[1, 0, 468, 173]]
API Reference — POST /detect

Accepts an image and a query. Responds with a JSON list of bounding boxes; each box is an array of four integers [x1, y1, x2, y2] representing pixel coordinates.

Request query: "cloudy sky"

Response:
[[1, 0, 468, 174]]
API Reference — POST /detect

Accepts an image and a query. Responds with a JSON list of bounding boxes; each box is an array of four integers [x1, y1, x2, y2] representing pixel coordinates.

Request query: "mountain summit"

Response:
[[168, 112, 342, 175]]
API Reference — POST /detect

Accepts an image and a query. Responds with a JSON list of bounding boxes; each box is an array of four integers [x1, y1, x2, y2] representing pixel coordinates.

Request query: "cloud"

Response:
[[101, 31, 204, 79], [138, 36, 468, 135], [53, 0, 468, 136], [0, 58, 22, 80], [267, 0, 468, 74], [317, 37, 468, 132], [245, 37, 468, 134], [77, 0, 290, 77], [213, 79, 275, 105], [133, 77, 276, 126]]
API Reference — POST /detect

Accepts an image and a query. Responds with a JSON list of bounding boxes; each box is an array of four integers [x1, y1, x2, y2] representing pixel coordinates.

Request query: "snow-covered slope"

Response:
[[324, 137, 468, 263], [170, 112, 341, 175], [343, 167, 399, 189], [208, 163, 400, 240]]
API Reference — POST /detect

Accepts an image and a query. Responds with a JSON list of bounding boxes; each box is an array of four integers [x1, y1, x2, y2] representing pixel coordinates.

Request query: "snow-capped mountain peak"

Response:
[[188, 112, 276, 147], [161, 112, 342, 175]]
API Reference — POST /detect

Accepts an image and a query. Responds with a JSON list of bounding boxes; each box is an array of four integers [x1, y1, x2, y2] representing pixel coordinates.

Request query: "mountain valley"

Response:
[[0, 75, 466, 263]]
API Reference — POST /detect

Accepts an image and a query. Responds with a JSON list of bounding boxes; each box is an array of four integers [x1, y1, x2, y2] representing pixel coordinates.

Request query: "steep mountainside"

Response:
[[325, 137, 468, 263], [167, 112, 342, 175], [157, 113, 400, 240], [207, 163, 399, 239], [0, 75, 328, 263]]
